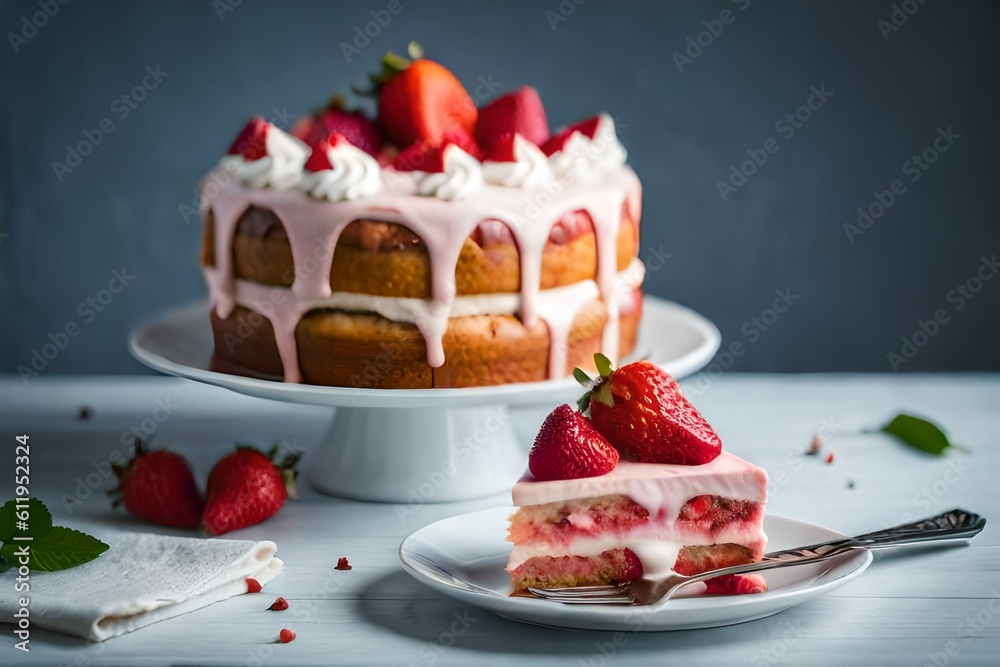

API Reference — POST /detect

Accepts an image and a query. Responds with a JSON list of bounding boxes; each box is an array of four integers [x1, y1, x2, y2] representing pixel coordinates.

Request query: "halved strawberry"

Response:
[[475, 86, 548, 154], [393, 128, 480, 172], [703, 574, 768, 595], [227, 117, 270, 161], [373, 44, 477, 147], [304, 133, 349, 172], [541, 114, 608, 156], [576, 355, 722, 465], [527, 404, 619, 481]]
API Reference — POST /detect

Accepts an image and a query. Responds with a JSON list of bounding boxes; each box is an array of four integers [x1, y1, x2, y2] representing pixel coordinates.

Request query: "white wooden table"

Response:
[[1, 374, 997, 666]]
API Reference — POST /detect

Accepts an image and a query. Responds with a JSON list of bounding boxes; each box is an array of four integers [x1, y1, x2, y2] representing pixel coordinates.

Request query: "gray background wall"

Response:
[[2, 0, 998, 376]]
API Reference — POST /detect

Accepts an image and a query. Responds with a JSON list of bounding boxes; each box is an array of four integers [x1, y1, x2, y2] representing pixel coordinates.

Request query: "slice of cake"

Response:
[[506, 358, 769, 595], [199, 43, 643, 388]]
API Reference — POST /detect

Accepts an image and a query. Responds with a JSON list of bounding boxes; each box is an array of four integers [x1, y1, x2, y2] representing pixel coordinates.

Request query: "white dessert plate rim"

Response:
[[128, 295, 720, 408], [399, 506, 873, 632]]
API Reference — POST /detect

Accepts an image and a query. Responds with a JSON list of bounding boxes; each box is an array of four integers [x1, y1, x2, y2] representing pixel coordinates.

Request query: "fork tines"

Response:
[[527, 586, 634, 604]]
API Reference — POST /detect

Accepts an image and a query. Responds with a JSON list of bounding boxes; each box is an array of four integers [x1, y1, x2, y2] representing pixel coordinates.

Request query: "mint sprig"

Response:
[[0, 498, 108, 573], [875, 413, 965, 457]]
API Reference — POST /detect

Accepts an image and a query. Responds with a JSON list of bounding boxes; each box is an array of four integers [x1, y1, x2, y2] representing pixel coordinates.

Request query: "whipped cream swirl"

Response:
[[549, 113, 628, 179], [300, 140, 382, 201], [414, 144, 483, 201], [219, 126, 308, 190], [482, 134, 555, 189]]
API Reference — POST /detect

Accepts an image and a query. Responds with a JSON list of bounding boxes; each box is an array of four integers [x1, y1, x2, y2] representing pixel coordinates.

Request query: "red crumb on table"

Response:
[[245, 578, 262, 593], [268, 597, 288, 611], [279, 628, 296, 643], [807, 436, 822, 456], [336, 557, 352, 571], [825, 452, 835, 464]]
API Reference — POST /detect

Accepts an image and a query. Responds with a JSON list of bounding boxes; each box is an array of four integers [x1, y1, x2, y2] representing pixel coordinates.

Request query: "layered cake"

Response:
[[200, 44, 643, 388], [507, 358, 769, 595]]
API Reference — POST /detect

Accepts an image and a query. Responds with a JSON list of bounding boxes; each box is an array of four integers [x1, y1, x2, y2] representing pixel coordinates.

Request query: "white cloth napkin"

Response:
[[0, 532, 282, 641]]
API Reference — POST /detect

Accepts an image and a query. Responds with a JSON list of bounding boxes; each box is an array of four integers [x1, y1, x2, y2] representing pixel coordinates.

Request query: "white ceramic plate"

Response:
[[399, 507, 873, 631], [129, 296, 721, 408]]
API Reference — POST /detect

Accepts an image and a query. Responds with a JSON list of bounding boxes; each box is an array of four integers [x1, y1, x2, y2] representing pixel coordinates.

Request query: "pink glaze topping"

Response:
[[200, 164, 641, 383]]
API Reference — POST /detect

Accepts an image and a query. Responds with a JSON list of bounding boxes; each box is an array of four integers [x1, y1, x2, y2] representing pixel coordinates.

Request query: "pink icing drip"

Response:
[[201, 166, 641, 384]]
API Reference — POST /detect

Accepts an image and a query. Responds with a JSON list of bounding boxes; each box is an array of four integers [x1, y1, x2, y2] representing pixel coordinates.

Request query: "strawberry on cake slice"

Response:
[[506, 355, 768, 595]]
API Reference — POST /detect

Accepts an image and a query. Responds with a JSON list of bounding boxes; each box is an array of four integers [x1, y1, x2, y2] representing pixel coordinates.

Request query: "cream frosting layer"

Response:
[[201, 160, 641, 383], [512, 452, 768, 515]]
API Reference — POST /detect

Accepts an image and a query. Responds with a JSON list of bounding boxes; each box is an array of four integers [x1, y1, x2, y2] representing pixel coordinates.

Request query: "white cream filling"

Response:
[[232, 258, 645, 324], [505, 522, 767, 575]]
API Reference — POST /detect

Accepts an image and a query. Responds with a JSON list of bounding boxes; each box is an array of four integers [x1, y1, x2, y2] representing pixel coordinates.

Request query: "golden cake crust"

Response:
[[204, 206, 639, 297], [209, 292, 642, 388]]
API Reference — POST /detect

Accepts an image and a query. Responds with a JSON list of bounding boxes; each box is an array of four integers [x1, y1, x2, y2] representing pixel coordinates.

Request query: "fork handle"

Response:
[[679, 508, 986, 590], [764, 508, 986, 560]]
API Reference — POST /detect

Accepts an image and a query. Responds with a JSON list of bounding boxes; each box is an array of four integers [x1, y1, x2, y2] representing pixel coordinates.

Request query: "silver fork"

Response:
[[526, 508, 985, 606]]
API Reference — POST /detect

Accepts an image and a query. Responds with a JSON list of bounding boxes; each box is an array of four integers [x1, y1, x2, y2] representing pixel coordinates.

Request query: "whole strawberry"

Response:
[[528, 404, 619, 481], [370, 43, 477, 147], [202, 445, 299, 536], [110, 438, 202, 529], [577, 355, 722, 465]]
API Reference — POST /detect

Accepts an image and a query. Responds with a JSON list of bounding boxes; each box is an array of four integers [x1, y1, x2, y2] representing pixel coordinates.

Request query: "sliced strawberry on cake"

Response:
[[475, 86, 548, 154], [220, 116, 309, 190], [506, 356, 768, 595]]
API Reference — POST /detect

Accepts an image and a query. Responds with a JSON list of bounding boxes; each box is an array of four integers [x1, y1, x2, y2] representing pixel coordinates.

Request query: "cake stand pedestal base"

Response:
[[307, 404, 525, 503]]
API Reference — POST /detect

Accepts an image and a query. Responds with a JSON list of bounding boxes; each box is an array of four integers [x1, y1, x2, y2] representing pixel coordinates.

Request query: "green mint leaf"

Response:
[[0, 498, 53, 542], [0, 502, 11, 543], [594, 353, 614, 378], [879, 413, 957, 456], [573, 367, 592, 387], [1, 526, 109, 572]]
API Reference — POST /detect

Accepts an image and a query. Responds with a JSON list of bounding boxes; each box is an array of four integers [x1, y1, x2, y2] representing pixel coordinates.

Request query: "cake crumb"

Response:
[[77, 405, 95, 420], [847, 480, 856, 489], [824, 452, 834, 464], [336, 557, 352, 571]]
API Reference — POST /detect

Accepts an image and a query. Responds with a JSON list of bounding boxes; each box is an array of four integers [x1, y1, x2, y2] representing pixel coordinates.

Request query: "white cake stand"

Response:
[[128, 297, 720, 503]]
